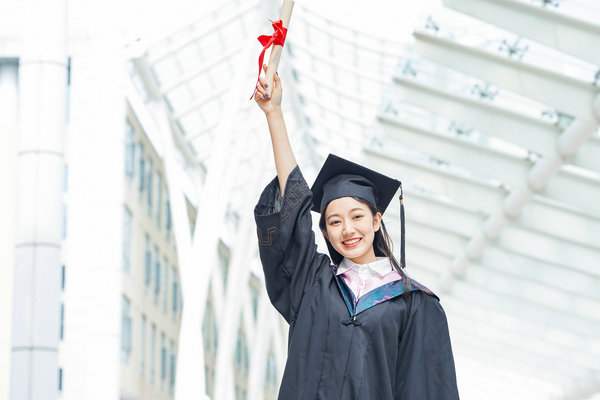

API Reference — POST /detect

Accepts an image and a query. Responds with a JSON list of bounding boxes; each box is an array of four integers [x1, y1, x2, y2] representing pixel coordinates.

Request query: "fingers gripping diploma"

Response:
[[255, 64, 283, 116]]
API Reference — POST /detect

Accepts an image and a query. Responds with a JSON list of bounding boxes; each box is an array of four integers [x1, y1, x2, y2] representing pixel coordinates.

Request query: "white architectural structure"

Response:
[[0, 56, 19, 400], [369, 1, 600, 399], [10, 0, 67, 398], [1, 0, 599, 399]]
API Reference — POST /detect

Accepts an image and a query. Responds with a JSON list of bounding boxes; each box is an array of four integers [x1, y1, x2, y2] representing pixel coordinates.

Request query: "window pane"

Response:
[[165, 189, 172, 240], [151, 324, 156, 384], [218, 241, 230, 287], [147, 159, 153, 215], [123, 206, 132, 273], [138, 145, 145, 196], [234, 327, 248, 398], [125, 120, 135, 180], [141, 315, 146, 379], [169, 341, 176, 395], [121, 296, 132, 363], [161, 332, 166, 389], [162, 258, 168, 314], [172, 269, 178, 317], [156, 173, 162, 228], [145, 235, 151, 288], [154, 246, 160, 303]]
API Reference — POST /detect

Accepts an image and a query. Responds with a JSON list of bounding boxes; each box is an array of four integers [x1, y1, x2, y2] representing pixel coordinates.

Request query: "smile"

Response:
[[342, 238, 361, 248]]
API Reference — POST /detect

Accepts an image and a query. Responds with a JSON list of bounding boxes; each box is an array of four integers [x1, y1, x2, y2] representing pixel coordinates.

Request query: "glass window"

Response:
[[58, 368, 63, 391], [145, 235, 151, 289], [234, 326, 248, 400], [151, 323, 156, 384], [169, 340, 176, 395], [121, 296, 133, 363], [65, 57, 71, 123], [165, 189, 172, 240], [141, 315, 147, 379], [218, 241, 230, 288], [249, 275, 260, 321], [138, 145, 145, 198], [251, 291, 258, 320], [147, 159, 153, 216], [172, 268, 178, 319], [156, 173, 162, 228], [154, 246, 160, 304], [162, 257, 168, 314], [202, 296, 218, 398], [123, 206, 132, 273], [61, 265, 65, 291], [160, 332, 166, 390], [125, 120, 135, 181]]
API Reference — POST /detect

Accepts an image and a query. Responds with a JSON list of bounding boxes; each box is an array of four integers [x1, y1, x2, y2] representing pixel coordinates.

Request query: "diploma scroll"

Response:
[[264, 0, 294, 97]]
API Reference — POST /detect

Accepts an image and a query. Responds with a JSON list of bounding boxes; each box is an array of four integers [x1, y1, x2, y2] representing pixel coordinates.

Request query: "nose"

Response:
[[342, 219, 355, 236]]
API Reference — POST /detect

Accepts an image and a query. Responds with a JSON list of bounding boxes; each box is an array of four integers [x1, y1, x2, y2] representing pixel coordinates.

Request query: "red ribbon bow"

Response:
[[251, 19, 288, 99]]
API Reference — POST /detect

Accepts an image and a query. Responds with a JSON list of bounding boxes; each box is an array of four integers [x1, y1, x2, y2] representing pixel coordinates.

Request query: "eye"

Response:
[[353, 214, 364, 220], [329, 219, 341, 226]]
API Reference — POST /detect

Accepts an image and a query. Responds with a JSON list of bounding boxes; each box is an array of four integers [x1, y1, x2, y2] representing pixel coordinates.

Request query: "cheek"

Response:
[[361, 220, 376, 234], [327, 227, 344, 244], [324, 226, 335, 241]]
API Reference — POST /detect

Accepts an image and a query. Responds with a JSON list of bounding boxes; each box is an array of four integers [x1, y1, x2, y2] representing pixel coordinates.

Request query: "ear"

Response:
[[373, 212, 382, 232], [321, 229, 329, 241]]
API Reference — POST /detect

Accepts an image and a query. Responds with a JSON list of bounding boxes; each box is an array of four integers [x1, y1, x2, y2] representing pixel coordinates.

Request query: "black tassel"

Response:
[[399, 185, 406, 269]]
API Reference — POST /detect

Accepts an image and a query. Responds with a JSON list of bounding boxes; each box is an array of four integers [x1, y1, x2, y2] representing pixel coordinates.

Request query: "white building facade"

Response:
[[1, 0, 288, 399]]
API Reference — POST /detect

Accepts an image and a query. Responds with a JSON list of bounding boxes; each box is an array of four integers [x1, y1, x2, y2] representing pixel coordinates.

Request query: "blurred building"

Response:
[[117, 112, 183, 399]]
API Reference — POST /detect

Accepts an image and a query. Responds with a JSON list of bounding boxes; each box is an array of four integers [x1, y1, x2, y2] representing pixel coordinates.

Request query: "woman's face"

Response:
[[323, 197, 382, 265]]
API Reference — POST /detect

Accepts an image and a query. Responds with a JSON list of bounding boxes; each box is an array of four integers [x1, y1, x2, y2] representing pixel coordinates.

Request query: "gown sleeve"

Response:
[[254, 165, 330, 324], [395, 293, 460, 399]]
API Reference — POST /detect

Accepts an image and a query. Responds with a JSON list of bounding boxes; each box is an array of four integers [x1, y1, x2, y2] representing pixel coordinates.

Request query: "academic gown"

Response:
[[254, 166, 459, 400]]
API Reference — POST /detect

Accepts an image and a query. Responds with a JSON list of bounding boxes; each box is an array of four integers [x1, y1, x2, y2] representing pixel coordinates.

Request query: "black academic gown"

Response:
[[254, 166, 459, 400]]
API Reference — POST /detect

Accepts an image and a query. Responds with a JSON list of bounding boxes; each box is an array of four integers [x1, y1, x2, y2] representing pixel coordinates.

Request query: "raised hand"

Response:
[[255, 64, 283, 115]]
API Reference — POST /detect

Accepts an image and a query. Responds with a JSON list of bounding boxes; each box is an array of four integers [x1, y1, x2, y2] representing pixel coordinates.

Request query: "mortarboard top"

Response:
[[310, 154, 401, 214]]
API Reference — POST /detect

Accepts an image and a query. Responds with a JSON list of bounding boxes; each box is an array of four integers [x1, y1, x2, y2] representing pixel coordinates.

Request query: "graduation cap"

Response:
[[310, 154, 406, 268]]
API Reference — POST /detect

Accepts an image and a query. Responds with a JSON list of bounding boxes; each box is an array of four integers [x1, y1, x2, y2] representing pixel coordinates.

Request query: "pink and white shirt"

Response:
[[335, 257, 402, 300]]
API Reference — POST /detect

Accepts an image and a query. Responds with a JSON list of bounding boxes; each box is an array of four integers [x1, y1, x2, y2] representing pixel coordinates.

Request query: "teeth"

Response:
[[344, 238, 360, 245]]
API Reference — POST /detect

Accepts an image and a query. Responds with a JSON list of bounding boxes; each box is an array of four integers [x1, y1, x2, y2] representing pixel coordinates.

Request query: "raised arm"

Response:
[[255, 64, 297, 196]]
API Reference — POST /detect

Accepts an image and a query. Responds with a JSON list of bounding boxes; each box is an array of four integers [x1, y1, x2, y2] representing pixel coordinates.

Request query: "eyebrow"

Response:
[[326, 207, 366, 220]]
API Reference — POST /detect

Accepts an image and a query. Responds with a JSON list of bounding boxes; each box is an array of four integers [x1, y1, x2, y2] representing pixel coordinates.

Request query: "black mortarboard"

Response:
[[310, 154, 406, 267], [310, 154, 401, 214]]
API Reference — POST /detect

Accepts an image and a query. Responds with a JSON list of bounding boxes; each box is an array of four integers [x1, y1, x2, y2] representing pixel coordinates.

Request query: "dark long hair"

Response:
[[318, 197, 412, 288]]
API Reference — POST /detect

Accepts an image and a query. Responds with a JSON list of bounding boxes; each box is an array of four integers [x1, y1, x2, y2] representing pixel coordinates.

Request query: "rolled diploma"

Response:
[[265, 0, 294, 97]]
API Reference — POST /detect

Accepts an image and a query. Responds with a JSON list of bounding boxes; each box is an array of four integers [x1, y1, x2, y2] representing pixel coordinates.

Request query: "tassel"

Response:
[[399, 185, 406, 269]]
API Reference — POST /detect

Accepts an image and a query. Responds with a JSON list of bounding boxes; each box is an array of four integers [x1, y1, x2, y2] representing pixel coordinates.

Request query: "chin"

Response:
[[338, 248, 368, 262]]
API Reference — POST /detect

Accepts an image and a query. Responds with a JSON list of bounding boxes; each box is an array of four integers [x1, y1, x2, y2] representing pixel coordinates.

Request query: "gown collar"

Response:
[[335, 257, 393, 278], [331, 262, 421, 318]]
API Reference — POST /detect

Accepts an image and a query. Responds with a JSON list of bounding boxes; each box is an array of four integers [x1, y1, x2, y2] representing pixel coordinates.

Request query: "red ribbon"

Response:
[[251, 19, 288, 99]]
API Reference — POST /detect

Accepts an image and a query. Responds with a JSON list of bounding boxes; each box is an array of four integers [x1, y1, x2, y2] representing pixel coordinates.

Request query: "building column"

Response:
[[11, 0, 67, 398], [0, 58, 19, 400]]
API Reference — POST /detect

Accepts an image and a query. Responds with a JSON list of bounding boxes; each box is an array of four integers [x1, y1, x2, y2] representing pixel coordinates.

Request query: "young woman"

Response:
[[254, 66, 459, 399]]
